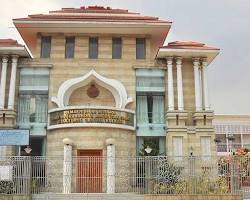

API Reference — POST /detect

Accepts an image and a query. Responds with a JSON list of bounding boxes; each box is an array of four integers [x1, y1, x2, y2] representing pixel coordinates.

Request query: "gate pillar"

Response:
[[106, 138, 115, 194], [63, 138, 73, 194]]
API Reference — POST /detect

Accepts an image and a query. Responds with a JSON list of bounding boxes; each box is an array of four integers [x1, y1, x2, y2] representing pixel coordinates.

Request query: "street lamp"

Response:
[[145, 146, 152, 155], [24, 146, 32, 155]]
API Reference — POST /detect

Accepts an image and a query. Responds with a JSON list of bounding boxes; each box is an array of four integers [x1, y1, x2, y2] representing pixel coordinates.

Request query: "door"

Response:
[[77, 150, 103, 193]]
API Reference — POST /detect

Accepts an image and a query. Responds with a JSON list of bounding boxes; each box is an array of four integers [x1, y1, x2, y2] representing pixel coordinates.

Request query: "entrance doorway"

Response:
[[77, 150, 103, 193]]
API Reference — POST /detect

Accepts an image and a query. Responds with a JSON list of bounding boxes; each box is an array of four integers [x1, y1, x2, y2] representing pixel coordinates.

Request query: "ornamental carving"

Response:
[[87, 83, 100, 98]]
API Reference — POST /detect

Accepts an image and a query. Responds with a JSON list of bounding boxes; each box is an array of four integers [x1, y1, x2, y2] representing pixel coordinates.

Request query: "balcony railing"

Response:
[[216, 143, 250, 153], [136, 112, 165, 124]]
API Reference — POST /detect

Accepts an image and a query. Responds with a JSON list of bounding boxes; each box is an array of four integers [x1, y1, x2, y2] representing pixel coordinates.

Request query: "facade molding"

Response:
[[48, 123, 135, 131], [51, 69, 133, 109]]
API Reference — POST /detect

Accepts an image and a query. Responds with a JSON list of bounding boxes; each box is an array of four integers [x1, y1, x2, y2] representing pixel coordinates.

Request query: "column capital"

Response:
[[2, 56, 8, 63], [11, 55, 19, 63], [166, 56, 173, 64], [192, 57, 200, 66], [201, 57, 208, 66], [176, 57, 182, 65], [201, 57, 207, 62]]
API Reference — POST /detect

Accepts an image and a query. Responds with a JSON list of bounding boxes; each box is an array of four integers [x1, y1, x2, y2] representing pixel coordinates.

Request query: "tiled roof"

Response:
[[162, 41, 219, 50], [0, 39, 23, 47], [14, 5, 170, 24]]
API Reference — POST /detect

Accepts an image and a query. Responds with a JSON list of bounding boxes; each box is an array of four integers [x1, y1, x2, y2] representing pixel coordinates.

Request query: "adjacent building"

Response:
[[0, 6, 220, 159], [214, 115, 250, 155]]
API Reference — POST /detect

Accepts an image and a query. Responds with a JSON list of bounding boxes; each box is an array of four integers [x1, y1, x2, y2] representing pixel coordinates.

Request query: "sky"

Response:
[[1, 0, 250, 114]]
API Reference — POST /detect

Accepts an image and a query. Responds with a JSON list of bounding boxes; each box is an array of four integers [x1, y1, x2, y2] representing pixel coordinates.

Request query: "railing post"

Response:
[[188, 156, 196, 194], [106, 138, 115, 194], [231, 156, 239, 194], [63, 138, 73, 194]]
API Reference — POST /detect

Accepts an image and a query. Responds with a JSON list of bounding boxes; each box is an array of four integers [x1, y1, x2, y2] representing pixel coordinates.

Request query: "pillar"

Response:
[[167, 57, 174, 111], [202, 58, 210, 110], [8, 55, 19, 109], [0, 56, 8, 109], [106, 138, 115, 194], [63, 138, 73, 194], [193, 58, 202, 111], [176, 57, 184, 110]]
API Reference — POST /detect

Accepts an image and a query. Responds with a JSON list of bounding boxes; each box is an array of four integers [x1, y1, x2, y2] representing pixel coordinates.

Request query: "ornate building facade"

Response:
[[0, 6, 219, 159]]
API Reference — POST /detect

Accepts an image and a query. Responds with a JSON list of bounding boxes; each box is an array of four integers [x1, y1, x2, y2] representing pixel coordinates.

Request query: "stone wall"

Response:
[[0, 195, 31, 200], [145, 194, 243, 200]]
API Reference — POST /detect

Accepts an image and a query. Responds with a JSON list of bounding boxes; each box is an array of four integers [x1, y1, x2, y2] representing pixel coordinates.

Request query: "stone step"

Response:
[[32, 193, 144, 200]]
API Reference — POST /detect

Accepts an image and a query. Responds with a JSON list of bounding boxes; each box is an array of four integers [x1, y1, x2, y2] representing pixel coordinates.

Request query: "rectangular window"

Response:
[[112, 37, 122, 59], [18, 95, 48, 124], [89, 37, 98, 59], [136, 38, 146, 59], [136, 94, 164, 124], [40, 36, 51, 58], [173, 136, 183, 160], [201, 136, 211, 160], [17, 68, 49, 128], [65, 37, 75, 58]]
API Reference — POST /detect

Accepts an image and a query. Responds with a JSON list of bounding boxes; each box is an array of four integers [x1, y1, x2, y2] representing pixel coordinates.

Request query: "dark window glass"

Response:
[[65, 37, 75, 58], [40, 36, 51, 58], [136, 38, 146, 59], [112, 37, 122, 59], [89, 37, 98, 59]]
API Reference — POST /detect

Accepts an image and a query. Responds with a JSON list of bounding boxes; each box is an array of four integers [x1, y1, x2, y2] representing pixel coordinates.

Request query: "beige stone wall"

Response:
[[47, 127, 136, 157], [69, 83, 115, 107], [30, 33, 156, 156], [214, 114, 250, 122]]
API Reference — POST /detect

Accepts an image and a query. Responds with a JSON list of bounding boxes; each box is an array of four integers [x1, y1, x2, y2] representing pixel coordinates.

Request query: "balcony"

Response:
[[216, 143, 250, 155]]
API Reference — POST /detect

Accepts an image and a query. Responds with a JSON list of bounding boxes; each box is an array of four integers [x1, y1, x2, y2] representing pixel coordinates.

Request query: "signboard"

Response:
[[49, 108, 135, 130], [0, 129, 29, 146], [0, 166, 13, 180]]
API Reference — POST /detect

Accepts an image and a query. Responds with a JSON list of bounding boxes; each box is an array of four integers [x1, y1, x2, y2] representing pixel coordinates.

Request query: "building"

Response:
[[214, 115, 250, 155], [0, 6, 220, 159], [0, 39, 30, 156]]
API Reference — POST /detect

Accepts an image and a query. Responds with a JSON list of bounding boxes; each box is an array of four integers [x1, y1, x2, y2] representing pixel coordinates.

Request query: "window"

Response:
[[136, 38, 146, 59], [112, 37, 122, 59], [18, 95, 48, 124], [173, 136, 183, 160], [17, 68, 49, 127], [201, 136, 211, 160], [65, 37, 75, 58], [136, 69, 165, 125], [40, 36, 51, 58], [89, 37, 98, 59], [136, 94, 164, 124], [20, 137, 45, 156]]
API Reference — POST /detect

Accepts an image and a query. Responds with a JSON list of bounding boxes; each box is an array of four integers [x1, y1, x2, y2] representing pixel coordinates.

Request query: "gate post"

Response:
[[106, 138, 115, 194], [63, 138, 73, 194], [231, 155, 239, 194]]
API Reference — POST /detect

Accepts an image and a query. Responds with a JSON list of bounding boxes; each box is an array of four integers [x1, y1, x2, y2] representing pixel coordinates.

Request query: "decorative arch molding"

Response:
[[51, 69, 133, 109]]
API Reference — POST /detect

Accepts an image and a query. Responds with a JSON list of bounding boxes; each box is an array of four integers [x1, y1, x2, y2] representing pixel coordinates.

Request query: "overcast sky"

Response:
[[1, 0, 250, 114]]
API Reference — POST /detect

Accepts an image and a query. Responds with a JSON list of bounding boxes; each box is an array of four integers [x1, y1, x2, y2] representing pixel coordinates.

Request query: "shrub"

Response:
[[0, 180, 13, 194]]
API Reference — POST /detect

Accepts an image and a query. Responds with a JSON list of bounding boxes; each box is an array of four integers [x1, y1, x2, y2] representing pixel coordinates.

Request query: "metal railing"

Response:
[[217, 143, 250, 153], [0, 156, 249, 195]]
